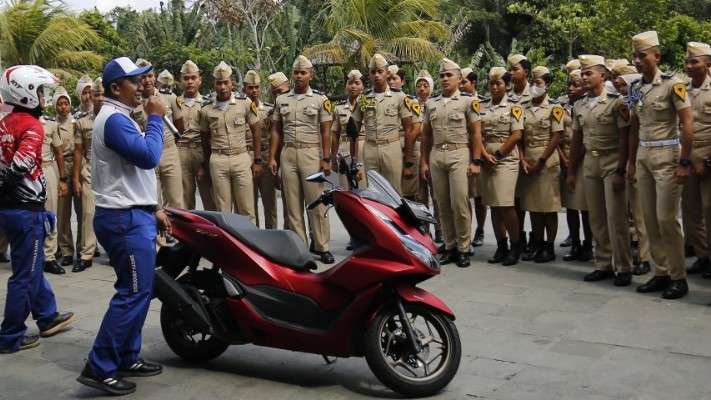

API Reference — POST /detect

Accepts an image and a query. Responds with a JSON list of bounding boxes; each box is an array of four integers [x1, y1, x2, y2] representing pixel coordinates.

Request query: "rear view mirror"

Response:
[[306, 171, 328, 183]]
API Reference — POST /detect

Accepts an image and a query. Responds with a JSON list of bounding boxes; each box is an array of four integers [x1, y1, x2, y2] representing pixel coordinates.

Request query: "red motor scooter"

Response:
[[154, 168, 461, 397]]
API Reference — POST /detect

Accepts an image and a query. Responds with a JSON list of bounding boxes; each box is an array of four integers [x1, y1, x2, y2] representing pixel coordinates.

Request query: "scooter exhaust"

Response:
[[154, 269, 213, 334]]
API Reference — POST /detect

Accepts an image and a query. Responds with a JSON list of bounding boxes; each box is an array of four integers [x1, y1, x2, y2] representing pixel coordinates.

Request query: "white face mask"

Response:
[[530, 84, 547, 99]]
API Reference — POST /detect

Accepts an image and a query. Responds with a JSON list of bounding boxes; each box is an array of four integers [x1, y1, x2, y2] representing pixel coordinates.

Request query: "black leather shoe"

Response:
[[535, 242, 555, 263], [662, 279, 688, 299], [632, 261, 651, 276], [0, 252, 9, 263], [560, 235, 573, 247], [488, 241, 509, 264], [521, 240, 538, 261], [0, 335, 40, 353], [72, 259, 92, 273], [614, 272, 633, 287], [456, 253, 470, 268], [39, 311, 75, 337], [44, 260, 66, 275], [685, 244, 695, 258], [637, 275, 671, 293], [584, 269, 614, 282], [60, 256, 74, 267], [577, 240, 593, 262], [563, 240, 581, 261], [439, 249, 458, 265], [472, 229, 484, 247], [118, 359, 163, 377], [502, 241, 522, 266], [687, 257, 710, 274], [318, 251, 335, 264], [77, 364, 136, 396]]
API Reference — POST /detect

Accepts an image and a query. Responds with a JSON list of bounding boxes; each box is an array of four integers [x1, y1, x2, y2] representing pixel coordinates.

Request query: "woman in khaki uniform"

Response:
[[559, 70, 593, 262], [519, 66, 563, 263], [480, 67, 524, 266], [330, 70, 365, 189]]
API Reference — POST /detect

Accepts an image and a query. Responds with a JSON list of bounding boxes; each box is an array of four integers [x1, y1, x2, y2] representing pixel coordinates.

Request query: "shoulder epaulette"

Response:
[[312, 89, 324, 95], [461, 92, 472, 97], [661, 72, 673, 79], [234, 95, 247, 100], [548, 98, 559, 104], [336, 99, 347, 105], [607, 92, 621, 98], [43, 115, 56, 122], [518, 99, 531, 106], [263, 102, 274, 107], [477, 94, 491, 102], [408, 94, 417, 99], [201, 99, 214, 107], [390, 87, 402, 92]]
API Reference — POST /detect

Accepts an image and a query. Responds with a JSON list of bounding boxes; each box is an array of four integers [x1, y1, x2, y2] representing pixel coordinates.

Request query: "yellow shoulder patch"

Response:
[[551, 105, 564, 123], [404, 97, 421, 115], [511, 105, 523, 121], [672, 83, 687, 102], [176, 97, 184, 108], [471, 99, 480, 114], [250, 101, 258, 116], [323, 98, 333, 114]]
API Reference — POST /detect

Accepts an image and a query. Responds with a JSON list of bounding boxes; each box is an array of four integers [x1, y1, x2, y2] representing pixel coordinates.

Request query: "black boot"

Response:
[[637, 275, 671, 293], [521, 239, 538, 261], [535, 242, 555, 263], [563, 240, 581, 261], [502, 241, 522, 266], [577, 240, 593, 262], [488, 240, 509, 264], [439, 249, 458, 265], [661, 279, 688, 299]]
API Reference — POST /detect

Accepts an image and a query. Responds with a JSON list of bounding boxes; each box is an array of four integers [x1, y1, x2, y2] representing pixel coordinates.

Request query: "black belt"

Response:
[[131, 205, 157, 213]]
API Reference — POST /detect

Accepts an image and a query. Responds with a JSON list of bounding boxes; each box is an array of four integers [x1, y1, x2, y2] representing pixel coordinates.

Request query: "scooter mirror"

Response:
[[306, 171, 328, 183]]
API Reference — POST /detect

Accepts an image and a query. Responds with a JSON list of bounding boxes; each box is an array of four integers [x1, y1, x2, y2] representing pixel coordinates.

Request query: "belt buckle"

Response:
[[590, 150, 600, 157], [441, 144, 447, 150]]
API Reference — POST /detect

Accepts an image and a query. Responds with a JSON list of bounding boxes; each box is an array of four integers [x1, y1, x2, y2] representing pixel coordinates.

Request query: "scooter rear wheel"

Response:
[[364, 304, 461, 397], [160, 301, 229, 363]]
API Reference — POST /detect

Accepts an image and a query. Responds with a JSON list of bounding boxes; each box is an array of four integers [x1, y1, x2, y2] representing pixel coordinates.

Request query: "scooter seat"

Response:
[[191, 210, 317, 271]]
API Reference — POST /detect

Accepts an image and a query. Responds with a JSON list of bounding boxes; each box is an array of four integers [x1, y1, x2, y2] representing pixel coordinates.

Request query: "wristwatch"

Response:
[[472, 158, 483, 166], [254, 158, 263, 165], [679, 158, 692, 167], [404, 161, 415, 168], [322, 157, 331, 163]]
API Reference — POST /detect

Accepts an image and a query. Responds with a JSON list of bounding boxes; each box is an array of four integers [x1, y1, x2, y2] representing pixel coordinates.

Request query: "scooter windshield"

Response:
[[358, 170, 403, 209]]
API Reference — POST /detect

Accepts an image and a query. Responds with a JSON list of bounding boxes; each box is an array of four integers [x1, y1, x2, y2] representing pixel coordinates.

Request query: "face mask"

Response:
[[530, 84, 547, 99]]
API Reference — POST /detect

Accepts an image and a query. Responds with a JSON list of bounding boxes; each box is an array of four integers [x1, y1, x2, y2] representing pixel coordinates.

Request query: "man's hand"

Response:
[[676, 165, 690, 185], [482, 151, 497, 166], [156, 209, 171, 233], [693, 160, 706, 176], [566, 172, 577, 192], [520, 159, 530, 174], [268, 158, 278, 175], [612, 174, 625, 192], [197, 165, 210, 182], [467, 163, 480, 177], [627, 162, 636, 183], [420, 163, 431, 180], [403, 163, 416, 179], [145, 95, 166, 117], [72, 179, 82, 196], [252, 162, 263, 178], [528, 160, 544, 174], [58, 181, 68, 197], [320, 159, 332, 176]]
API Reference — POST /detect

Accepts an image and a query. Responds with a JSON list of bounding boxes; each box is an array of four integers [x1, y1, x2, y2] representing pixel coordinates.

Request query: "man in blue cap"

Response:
[[76, 57, 170, 396]]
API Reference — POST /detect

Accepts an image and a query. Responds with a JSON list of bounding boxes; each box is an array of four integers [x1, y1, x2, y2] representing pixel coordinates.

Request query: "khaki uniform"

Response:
[[520, 96, 563, 212], [628, 180, 652, 262], [178, 94, 216, 210], [132, 89, 185, 208], [560, 100, 588, 210], [682, 75, 711, 260], [351, 89, 414, 193], [331, 98, 365, 189], [272, 88, 332, 251], [55, 115, 81, 258], [250, 101, 279, 229], [630, 69, 691, 280], [574, 89, 632, 273], [425, 90, 479, 253], [74, 112, 97, 261], [480, 97, 524, 206], [199, 95, 257, 221], [402, 95, 424, 199], [41, 117, 61, 261], [508, 82, 533, 105]]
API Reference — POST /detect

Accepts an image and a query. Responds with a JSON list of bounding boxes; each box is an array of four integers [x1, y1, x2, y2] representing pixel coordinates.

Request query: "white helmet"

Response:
[[0, 65, 58, 109]]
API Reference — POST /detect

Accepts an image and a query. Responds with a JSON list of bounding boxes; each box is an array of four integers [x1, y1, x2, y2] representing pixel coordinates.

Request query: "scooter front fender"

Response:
[[394, 283, 455, 320]]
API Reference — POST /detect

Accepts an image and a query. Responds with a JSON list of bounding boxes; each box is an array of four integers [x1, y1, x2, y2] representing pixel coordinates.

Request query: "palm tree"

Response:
[[304, 0, 449, 69], [0, 0, 102, 74]]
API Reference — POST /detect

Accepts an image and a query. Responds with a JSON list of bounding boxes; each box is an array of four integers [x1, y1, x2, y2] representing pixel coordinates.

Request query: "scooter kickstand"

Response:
[[322, 355, 337, 365]]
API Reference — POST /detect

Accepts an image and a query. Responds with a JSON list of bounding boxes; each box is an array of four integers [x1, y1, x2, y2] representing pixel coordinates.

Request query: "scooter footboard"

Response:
[[394, 283, 455, 320]]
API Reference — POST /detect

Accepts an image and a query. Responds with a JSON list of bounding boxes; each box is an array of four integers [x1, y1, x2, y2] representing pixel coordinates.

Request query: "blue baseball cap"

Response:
[[102, 57, 153, 85]]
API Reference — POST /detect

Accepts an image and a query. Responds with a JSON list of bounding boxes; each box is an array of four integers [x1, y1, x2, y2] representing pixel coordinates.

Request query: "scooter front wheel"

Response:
[[364, 304, 461, 397]]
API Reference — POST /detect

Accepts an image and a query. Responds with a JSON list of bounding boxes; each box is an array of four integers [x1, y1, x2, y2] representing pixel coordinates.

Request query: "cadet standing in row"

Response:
[[420, 58, 482, 268], [269, 55, 334, 263], [630, 31, 695, 299], [330, 69, 365, 189], [267, 71, 292, 230], [199, 62, 259, 221], [178, 60, 216, 211]]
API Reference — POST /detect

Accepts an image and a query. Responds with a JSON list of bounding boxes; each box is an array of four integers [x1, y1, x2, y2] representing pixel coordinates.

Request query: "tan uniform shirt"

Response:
[[132, 88, 183, 147], [425, 90, 480, 145], [630, 68, 691, 141], [560, 100, 575, 155], [272, 88, 332, 144], [350, 89, 413, 142], [41, 117, 62, 162], [74, 112, 95, 161], [177, 94, 206, 144], [56, 116, 75, 159], [522, 96, 564, 165], [573, 90, 629, 151], [689, 75, 711, 146], [508, 82, 532, 104], [481, 97, 525, 141], [247, 101, 273, 158], [199, 95, 259, 152]]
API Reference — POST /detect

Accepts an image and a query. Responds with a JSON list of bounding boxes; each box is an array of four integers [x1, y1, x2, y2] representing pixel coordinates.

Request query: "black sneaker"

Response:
[[0, 335, 40, 353], [38, 312, 75, 337], [72, 260, 92, 273], [318, 251, 335, 264], [77, 364, 136, 396], [118, 359, 163, 377], [44, 260, 66, 275]]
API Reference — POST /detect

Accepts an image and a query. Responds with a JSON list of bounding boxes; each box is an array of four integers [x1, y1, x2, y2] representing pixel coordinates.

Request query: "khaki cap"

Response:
[[135, 58, 152, 68], [565, 59, 581, 73], [612, 64, 637, 76], [180, 60, 200, 75], [268, 72, 289, 89], [369, 53, 388, 69], [92, 77, 104, 94], [579, 55, 606, 69], [52, 86, 71, 107], [157, 69, 174, 86], [75, 75, 93, 97], [569, 69, 582, 81], [439, 57, 460, 73], [687, 42, 711, 58], [347, 69, 363, 81], [244, 70, 261, 85], [633, 31, 660, 52], [531, 66, 550, 80], [489, 66, 507, 81], [461, 67, 473, 77], [292, 55, 313, 70], [213, 61, 233, 80], [388, 65, 399, 75], [507, 54, 527, 67]]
